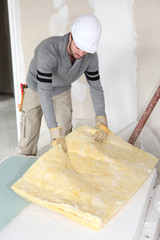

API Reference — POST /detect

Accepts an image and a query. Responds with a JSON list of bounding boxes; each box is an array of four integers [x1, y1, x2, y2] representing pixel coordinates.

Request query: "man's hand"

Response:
[[50, 127, 67, 153], [93, 116, 109, 142], [52, 137, 67, 153]]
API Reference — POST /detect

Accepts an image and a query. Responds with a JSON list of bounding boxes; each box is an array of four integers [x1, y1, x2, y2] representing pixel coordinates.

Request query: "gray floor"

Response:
[[0, 94, 18, 161]]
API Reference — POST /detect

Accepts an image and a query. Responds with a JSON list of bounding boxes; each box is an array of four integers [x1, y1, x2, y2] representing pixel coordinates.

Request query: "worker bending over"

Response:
[[17, 14, 108, 155]]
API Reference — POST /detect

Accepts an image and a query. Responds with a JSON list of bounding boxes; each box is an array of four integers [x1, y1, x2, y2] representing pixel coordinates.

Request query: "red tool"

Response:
[[128, 84, 160, 145], [18, 83, 27, 112]]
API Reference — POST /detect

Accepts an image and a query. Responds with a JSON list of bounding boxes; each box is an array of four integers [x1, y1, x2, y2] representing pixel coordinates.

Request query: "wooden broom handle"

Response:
[[128, 84, 160, 145]]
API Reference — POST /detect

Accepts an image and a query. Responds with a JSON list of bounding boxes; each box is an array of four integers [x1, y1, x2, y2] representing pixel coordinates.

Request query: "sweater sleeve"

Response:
[[36, 44, 57, 129], [85, 53, 106, 117]]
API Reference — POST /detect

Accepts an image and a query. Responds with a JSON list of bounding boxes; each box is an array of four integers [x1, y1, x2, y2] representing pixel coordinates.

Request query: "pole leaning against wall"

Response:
[[128, 83, 160, 145]]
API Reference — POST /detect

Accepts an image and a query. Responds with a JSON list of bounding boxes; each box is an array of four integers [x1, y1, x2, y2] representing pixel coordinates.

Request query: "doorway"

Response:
[[0, 0, 13, 94], [0, 0, 17, 160]]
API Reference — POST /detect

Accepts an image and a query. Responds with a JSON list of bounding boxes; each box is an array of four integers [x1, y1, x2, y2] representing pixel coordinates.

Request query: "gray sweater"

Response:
[[26, 33, 106, 129]]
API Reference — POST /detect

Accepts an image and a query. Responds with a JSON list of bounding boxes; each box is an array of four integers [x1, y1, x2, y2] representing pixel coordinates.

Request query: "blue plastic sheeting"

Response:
[[0, 156, 37, 231]]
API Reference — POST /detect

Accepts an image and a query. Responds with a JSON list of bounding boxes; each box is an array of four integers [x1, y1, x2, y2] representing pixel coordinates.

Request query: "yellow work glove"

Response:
[[93, 116, 109, 142], [52, 137, 67, 153], [49, 127, 67, 153]]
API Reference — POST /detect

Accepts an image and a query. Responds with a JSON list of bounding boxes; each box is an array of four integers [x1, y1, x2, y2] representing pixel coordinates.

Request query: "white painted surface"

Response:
[[52, 0, 65, 9], [140, 185, 160, 240], [134, 0, 160, 144], [89, 0, 137, 133], [49, 4, 69, 36], [7, 0, 26, 139], [0, 169, 157, 240]]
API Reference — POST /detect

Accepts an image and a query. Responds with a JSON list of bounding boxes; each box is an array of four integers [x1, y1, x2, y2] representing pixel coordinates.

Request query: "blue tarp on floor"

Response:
[[0, 156, 37, 231]]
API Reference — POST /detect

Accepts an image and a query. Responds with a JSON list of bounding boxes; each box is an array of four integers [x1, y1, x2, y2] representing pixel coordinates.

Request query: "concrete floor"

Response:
[[0, 94, 18, 161], [0, 94, 51, 160]]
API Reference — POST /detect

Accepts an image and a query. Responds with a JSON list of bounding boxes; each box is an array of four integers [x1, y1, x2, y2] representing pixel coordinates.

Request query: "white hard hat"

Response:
[[71, 14, 102, 54]]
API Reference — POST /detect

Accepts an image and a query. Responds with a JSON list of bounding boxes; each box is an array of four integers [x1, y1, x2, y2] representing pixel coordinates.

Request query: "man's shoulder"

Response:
[[88, 52, 98, 63]]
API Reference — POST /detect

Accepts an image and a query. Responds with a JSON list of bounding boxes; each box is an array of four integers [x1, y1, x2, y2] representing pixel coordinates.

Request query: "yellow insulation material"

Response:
[[12, 126, 158, 230]]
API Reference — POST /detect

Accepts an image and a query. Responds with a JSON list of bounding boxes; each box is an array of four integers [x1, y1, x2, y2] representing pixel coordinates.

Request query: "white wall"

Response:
[[88, 0, 137, 133], [134, 0, 160, 143], [8, 0, 137, 140], [8, 0, 160, 148]]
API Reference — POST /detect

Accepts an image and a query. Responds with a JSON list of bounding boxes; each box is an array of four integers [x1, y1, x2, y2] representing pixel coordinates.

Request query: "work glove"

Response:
[[50, 127, 67, 153], [93, 116, 109, 143]]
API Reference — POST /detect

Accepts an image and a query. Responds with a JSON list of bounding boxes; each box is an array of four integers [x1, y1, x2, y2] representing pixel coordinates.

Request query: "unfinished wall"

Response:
[[10, 0, 137, 140], [10, 0, 160, 147], [89, 0, 137, 133], [134, 0, 160, 142]]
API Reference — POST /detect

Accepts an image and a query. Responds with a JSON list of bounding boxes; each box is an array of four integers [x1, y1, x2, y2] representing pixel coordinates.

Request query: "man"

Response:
[[17, 14, 108, 156]]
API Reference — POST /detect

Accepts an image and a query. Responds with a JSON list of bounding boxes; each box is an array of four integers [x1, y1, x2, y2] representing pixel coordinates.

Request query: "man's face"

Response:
[[68, 33, 87, 60]]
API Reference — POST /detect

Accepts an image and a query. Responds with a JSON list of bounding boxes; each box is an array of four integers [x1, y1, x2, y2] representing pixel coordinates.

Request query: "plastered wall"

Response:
[[8, 0, 160, 143], [17, 0, 137, 133], [134, 0, 160, 142]]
